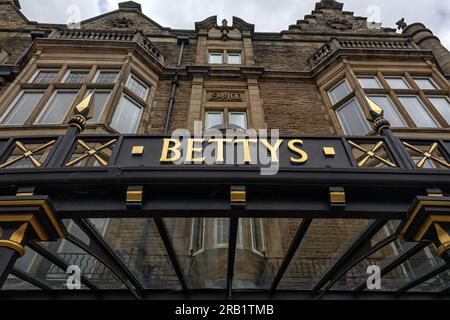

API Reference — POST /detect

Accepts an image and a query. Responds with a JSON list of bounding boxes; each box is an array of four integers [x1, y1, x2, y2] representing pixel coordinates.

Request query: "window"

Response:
[[110, 95, 142, 133], [414, 77, 438, 90], [31, 70, 59, 84], [328, 79, 351, 105], [429, 97, 450, 124], [398, 96, 439, 128], [86, 90, 111, 123], [95, 70, 119, 83], [214, 218, 242, 248], [35, 90, 78, 124], [367, 95, 406, 127], [126, 75, 149, 100], [385, 77, 410, 89], [205, 111, 224, 130], [64, 70, 90, 83], [251, 218, 265, 256], [336, 99, 371, 135], [227, 53, 241, 65], [229, 112, 247, 130], [190, 218, 205, 255], [0, 90, 44, 125], [357, 76, 382, 89], [208, 52, 224, 64]]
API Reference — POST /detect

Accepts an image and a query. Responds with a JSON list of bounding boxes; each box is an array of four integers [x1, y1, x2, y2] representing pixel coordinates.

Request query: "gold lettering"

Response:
[[186, 138, 206, 164], [288, 139, 308, 164], [235, 139, 257, 164], [260, 139, 284, 163], [160, 139, 182, 163], [209, 138, 233, 163]]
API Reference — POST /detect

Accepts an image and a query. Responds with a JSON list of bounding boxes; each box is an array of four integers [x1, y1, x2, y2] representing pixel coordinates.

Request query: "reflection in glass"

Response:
[[278, 219, 371, 290]]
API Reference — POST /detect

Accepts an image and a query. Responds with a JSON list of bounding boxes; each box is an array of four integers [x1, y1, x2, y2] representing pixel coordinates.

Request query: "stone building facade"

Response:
[[1, 0, 450, 291]]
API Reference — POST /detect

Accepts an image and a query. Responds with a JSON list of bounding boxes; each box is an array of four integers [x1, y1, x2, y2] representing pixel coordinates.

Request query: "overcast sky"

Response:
[[19, 0, 450, 49]]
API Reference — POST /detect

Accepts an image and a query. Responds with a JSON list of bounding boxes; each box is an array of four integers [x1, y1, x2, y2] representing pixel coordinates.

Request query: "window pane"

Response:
[[336, 99, 371, 135], [87, 90, 111, 123], [191, 218, 204, 254], [227, 53, 241, 65], [328, 80, 351, 105], [251, 218, 264, 255], [36, 91, 77, 124], [126, 75, 148, 100], [414, 77, 438, 90], [357, 76, 382, 89], [33, 70, 58, 84], [209, 53, 223, 64], [229, 112, 247, 129], [429, 97, 450, 124], [385, 77, 410, 89], [96, 71, 119, 83], [65, 70, 89, 83], [1, 91, 44, 125], [215, 218, 242, 247], [367, 95, 406, 127], [110, 95, 142, 133], [205, 112, 224, 130], [399, 96, 439, 128]]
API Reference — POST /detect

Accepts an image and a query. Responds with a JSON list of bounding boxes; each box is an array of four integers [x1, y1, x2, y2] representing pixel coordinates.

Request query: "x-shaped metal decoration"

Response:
[[65, 139, 117, 167], [0, 140, 56, 169], [348, 140, 396, 168], [403, 142, 450, 169]]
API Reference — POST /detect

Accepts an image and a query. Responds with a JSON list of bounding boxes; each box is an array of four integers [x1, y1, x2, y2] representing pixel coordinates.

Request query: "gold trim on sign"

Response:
[[231, 190, 246, 203], [0, 214, 48, 241], [437, 242, 450, 256], [126, 190, 143, 203], [0, 240, 25, 256], [0, 200, 65, 239], [330, 191, 346, 204]]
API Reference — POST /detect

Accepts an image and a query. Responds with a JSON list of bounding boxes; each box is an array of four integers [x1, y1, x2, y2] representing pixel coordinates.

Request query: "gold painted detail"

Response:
[[132, 146, 144, 155], [348, 140, 396, 168], [402, 142, 450, 169], [66, 139, 116, 167], [365, 96, 383, 117], [323, 147, 336, 157], [9, 223, 28, 244], [126, 190, 143, 203], [231, 190, 246, 203], [330, 191, 346, 204], [435, 223, 450, 245], [0, 240, 25, 256], [0, 140, 56, 169], [437, 242, 450, 256], [16, 192, 34, 197]]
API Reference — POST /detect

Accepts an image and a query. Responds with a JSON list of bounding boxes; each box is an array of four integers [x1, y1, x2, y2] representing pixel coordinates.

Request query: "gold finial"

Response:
[[69, 91, 95, 132], [364, 95, 391, 134]]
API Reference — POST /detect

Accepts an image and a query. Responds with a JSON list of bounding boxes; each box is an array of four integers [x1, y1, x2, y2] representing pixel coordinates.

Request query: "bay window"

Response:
[[110, 95, 142, 133], [336, 99, 371, 135], [35, 90, 77, 124], [398, 96, 440, 128], [0, 90, 44, 125]]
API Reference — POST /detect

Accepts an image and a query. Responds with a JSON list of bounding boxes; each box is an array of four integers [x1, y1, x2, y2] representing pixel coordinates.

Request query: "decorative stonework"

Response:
[[315, 0, 344, 11], [207, 91, 244, 102], [111, 17, 134, 28], [326, 18, 353, 30], [215, 19, 235, 41]]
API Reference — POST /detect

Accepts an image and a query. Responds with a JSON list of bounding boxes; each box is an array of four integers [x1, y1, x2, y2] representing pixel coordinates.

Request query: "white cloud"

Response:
[[17, 0, 450, 50]]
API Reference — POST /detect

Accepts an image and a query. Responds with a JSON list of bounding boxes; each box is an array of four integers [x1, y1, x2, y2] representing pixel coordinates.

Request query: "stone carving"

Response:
[[215, 19, 234, 41], [326, 18, 353, 30], [208, 91, 244, 102], [111, 17, 134, 28]]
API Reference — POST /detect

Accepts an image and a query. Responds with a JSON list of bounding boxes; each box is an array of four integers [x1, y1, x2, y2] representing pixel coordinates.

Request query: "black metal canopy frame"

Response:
[[0, 96, 450, 300]]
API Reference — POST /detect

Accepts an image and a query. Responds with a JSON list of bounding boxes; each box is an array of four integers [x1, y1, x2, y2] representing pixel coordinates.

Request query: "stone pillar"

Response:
[[186, 66, 210, 132], [241, 67, 267, 130], [404, 23, 450, 76]]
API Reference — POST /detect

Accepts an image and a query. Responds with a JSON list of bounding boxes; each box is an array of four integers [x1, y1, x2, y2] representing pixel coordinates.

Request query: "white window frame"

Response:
[[126, 74, 149, 101], [208, 52, 224, 65], [413, 77, 439, 90], [205, 111, 224, 130], [110, 94, 143, 134], [213, 218, 243, 249], [385, 76, 411, 89], [226, 52, 242, 65], [29, 69, 60, 84], [62, 69, 91, 83], [189, 218, 206, 256], [228, 111, 247, 130], [327, 78, 351, 105], [0, 90, 45, 125], [336, 98, 371, 135], [356, 75, 382, 89], [94, 69, 120, 83], [34, 89, 78, 125], [250, 218, 266, 257]]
